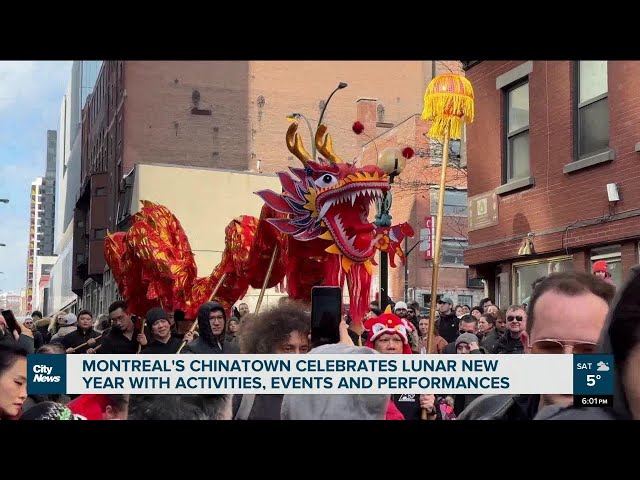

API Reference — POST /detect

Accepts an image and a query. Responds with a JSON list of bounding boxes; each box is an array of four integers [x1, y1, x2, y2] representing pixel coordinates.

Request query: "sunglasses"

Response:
[[531, 339, 597, 355], [507, 315, 524, 322]]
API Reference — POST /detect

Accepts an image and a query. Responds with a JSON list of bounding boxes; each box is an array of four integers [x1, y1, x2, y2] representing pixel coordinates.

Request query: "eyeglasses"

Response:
[[507, 315, 524, 322], [530, 339, 597, 355]]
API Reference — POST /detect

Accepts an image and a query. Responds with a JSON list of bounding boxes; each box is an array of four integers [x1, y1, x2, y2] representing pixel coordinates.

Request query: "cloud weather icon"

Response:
[[597, 361, 610, 372]]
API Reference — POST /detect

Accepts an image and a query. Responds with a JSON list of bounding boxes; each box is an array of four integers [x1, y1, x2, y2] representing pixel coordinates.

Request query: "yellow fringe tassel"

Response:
[[421, 74, 475, 141]]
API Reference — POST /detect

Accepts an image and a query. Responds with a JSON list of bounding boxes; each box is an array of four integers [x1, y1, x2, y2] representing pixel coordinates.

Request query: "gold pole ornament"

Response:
[[421, 73, 474, 142], [421, 73, 475, 357]]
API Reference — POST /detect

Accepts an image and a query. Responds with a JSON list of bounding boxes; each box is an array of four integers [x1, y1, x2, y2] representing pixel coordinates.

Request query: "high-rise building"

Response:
[[47, 61, 102, 314], [26, 177, 44, 311], [39, 130, 57, 256]]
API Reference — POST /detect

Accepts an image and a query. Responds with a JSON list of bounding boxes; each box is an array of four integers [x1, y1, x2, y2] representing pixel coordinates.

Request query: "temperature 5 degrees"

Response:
[[586, 374, 602, 387]]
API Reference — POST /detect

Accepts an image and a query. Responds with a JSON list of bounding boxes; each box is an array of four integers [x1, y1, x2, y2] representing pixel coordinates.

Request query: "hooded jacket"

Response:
[[535, 266, 640, 420], [181, 302, 239, 354]]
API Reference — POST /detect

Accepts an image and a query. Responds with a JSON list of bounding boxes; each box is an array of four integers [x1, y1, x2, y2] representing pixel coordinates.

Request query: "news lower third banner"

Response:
[[27, 354, 615, 398]]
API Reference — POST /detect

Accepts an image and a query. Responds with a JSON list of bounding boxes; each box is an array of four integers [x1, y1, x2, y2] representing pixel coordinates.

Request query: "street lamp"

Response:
[[374, 148, 407, 310], [287, 113, 316, 160], [318, 82, 348, 128], [0, 199, 8, 204]]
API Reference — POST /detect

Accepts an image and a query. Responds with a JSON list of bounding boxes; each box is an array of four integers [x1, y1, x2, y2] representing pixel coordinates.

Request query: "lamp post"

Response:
[[287, 113, 316, 160], [318, 82, 348, 128], [374, 148, 407, 310]]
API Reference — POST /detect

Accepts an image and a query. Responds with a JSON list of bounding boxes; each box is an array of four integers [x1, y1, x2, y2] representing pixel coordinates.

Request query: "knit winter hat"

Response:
[[455, 333, 479, 349], [593, 260, 610, 275], [145, 307, 168, 328], [20, 402, 86, 420]]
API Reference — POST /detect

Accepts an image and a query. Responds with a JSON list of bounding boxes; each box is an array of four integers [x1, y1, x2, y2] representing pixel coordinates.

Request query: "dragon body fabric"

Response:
[[104, 122, 414, 324]]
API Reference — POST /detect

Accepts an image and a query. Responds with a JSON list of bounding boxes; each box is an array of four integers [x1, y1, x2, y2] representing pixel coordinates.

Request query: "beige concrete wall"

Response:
[[131, 163, 286, 310]]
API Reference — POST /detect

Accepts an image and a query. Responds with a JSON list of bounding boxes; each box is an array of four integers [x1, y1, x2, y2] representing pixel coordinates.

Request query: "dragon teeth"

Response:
[[319, 202, 331, 219]]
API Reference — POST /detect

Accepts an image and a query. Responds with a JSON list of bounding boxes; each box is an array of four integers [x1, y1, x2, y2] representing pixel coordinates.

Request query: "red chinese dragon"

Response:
[[104, 122, 414, 325]]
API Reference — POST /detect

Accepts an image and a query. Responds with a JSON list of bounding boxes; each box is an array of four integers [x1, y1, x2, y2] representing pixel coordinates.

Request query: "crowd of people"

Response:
[[0, 259, 637, 421]]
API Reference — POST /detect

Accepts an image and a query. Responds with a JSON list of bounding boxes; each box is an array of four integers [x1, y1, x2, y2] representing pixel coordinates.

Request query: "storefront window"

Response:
[[513, 257, 574, 306], [591, 244, 622, 287]]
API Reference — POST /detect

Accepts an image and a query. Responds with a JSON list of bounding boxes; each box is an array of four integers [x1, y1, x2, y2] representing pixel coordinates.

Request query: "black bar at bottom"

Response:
[[574, 395, 614, 408]]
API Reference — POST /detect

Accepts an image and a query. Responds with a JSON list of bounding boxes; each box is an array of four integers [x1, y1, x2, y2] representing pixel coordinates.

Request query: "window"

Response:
[[431, 189, 467, 216], [591, 244, 621, 287], [577, 61, 608, 158], [458, 295, 473, 307], [512, 257, 573, 305], [441, 239, 467, 265], [505, 81, 530, 181], [95, 187, 106, 197], [94, 229, 107, 240]]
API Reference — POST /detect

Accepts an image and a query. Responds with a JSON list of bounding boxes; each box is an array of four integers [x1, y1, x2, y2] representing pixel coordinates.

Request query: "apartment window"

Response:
[[430, 189, 467, 216], [95, 187, 106, 197], [441, 238, 467, 265], [577, 61, 608, 159], [504, 81, 530, 181]]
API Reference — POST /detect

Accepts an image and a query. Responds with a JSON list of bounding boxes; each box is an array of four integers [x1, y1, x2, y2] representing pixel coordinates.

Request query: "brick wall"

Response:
[[465, 60, 640, 267]]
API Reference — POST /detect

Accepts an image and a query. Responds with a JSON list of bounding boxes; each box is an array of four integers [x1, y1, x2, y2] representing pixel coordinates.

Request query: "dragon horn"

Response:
[[286, 122, 312, 166], [315, 124, 343, 164]]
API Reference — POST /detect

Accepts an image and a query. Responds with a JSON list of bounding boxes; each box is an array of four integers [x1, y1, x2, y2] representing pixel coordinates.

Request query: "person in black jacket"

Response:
[[62, 310, 101, 354], [435, 297, 459, 344], [181, 302, 239, 355], [27, 312, 44, 349], [93, 301, 143, 354], [142, 307, 182, 354], [494, 305, 527, 354]]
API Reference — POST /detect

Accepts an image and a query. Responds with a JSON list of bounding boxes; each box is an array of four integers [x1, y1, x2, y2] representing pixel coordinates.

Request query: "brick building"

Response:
[[463, 60, 640, 307], [72, 61, 437, 310]]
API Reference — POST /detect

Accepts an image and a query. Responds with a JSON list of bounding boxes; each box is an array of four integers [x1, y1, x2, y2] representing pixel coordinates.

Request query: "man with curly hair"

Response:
[[233, 302, 311, 420]]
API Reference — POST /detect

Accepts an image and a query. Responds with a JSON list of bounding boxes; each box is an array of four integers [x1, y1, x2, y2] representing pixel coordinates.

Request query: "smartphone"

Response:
[[311, 286, 343, 348]]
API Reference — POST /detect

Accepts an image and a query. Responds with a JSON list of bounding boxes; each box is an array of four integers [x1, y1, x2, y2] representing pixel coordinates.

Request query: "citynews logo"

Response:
[[32, 365, 61, 383], [27, 354, 66, 395]]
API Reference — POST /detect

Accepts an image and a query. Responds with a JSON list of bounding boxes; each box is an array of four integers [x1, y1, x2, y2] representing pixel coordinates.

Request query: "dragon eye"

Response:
[[314, 174, 338, 188]]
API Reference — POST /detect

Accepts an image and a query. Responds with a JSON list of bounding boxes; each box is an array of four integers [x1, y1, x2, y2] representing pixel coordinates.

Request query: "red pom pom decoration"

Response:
[[352, 121, 365, 135], [402, 147, 415, 159]]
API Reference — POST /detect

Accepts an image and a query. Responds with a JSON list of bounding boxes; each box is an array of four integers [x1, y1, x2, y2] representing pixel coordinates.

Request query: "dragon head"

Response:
[[256, 122, 389, 266]]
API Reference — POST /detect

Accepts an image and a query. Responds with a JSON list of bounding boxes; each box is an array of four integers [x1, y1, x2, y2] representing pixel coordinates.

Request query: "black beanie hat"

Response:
[[146, 307, 168, 327]]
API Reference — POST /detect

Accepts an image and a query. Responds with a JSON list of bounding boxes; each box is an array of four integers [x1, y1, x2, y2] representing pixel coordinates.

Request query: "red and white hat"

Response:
[[364, 305, 414, 354]]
